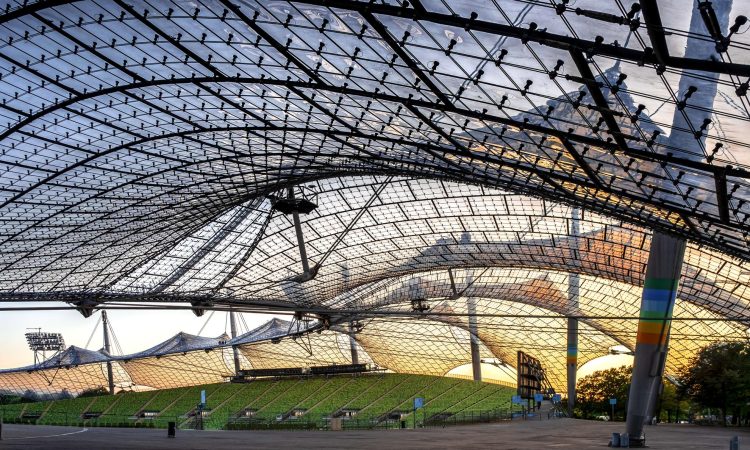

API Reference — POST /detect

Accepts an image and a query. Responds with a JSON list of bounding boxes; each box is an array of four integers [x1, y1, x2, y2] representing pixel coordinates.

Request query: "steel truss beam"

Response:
[[291, 0, 750, 77], [6, 0, 750, 76], [638, 0, 671, 66]]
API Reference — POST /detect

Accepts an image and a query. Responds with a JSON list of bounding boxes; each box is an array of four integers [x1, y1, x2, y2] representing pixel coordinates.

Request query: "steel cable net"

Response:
[[1, 0, 750, 395]]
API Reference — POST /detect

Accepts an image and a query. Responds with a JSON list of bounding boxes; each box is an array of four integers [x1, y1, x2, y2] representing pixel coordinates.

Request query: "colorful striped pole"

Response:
[[566, 340, 579, 366], [625, 1, 729, 445], [566, 317, 578, 416], [625, 232, 686, 446], [567, 208, 579, 417]]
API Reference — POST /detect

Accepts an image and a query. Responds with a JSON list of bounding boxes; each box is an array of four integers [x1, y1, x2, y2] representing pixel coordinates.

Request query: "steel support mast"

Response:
[[101, 311, 115, 395], [288, 187, 312, 278]]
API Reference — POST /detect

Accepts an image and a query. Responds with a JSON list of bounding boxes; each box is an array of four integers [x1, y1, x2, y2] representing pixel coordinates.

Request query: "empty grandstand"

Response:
[[1, 374, 514, 430]]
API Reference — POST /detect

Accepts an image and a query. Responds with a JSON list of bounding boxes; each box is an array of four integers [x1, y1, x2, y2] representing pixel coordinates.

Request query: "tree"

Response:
[[678, 341, 750, 425], [77, 387, 109, 398], [655, 381, 689, 423], [576, 365, 631, 420], [58, 388, 74, 400]]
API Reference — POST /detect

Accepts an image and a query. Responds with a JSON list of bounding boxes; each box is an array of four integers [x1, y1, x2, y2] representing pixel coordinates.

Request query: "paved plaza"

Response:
[[2, 418, 748, 449]]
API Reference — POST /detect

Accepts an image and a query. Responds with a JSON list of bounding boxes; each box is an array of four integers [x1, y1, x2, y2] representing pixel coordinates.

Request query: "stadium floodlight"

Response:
[[25, 329, 65, 364]]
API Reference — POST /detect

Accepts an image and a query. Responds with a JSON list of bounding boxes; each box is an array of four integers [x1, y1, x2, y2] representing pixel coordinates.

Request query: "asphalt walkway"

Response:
[[1, 418, 748, 449]]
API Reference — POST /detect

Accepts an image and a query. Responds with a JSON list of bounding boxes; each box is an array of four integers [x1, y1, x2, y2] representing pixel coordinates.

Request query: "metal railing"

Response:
[[0, 406, 526, 431], [0, 411, 184, 429], [445, 375, 517, 389]]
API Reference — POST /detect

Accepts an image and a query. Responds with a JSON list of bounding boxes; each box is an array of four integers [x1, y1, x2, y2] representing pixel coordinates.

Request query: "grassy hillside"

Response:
[[0, 374, 515, 430]]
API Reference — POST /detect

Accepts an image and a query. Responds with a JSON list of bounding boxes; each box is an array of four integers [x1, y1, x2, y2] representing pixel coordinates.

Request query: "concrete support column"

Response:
[[229, 308, 241, 375], [625, 232, 686, 445], [567, 207, 580, 416], [469, 297, 482, 381], [625, 1, 730, 445], [101, 311, 115, 395], [566, 317, 578, 416]]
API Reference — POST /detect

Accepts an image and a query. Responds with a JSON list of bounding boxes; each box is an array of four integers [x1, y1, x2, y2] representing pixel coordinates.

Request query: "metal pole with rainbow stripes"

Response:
[[624, 0, 731, 445], [625, 233, 686, 445], [566, 207, 580, 417]]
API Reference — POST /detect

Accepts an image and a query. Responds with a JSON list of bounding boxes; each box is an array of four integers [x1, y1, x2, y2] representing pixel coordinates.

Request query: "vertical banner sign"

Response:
[[200, 389, 206, 406]]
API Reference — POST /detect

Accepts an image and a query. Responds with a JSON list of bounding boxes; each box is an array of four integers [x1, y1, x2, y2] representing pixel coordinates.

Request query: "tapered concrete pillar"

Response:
[[567, 208, 580, 416], [455, 233, 482, 382], [625, 233, 686, 445], [469, 299, 482, 382], [566, 317, 578, 415], [349, 321, 359, 365]]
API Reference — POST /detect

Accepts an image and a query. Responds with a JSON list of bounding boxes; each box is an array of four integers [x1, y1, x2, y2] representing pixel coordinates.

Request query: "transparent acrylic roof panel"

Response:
[[0, 0, 750, 268]]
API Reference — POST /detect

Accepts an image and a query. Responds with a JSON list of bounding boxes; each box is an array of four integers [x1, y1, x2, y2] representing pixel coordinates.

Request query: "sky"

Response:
[[0, 303, 276, 368]]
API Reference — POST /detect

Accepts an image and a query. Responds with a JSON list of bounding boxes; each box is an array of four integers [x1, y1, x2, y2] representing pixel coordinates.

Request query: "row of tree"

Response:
[[572, 341, 750, 425], [677, 341, 750, 425]]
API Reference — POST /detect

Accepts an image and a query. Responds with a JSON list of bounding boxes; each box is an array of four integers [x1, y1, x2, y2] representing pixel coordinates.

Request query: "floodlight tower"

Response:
[[25, 329, 65, 365], [101, 311, 115, 394]]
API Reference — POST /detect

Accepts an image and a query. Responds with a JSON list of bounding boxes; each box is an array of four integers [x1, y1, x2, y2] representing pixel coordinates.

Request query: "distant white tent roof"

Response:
[[121, 332, 230, 360]]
